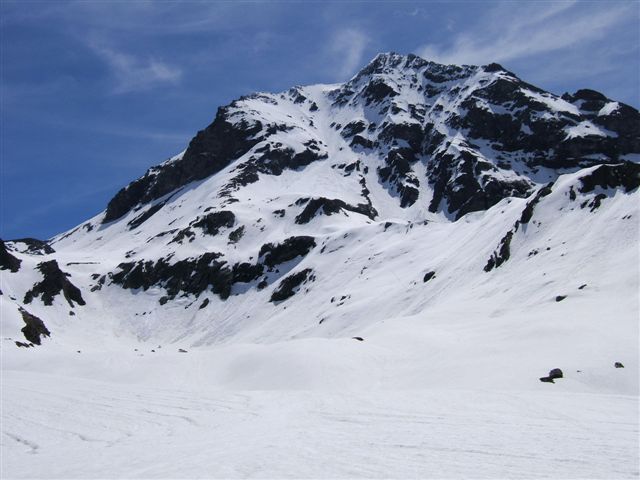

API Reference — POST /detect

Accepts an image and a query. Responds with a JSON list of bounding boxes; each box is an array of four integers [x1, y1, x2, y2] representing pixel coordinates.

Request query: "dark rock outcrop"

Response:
[[232, 262, 264, 284], [171, 211, 236, 244], [0, 239, 21, 272], [341, 120, 367, 139], [191, 211, 236, 236], [103, 106, 263, 223], [127, 202, 166, 230], [485, 183, 554, 272], [270, 268, 314, 302], [540, 368, 563, 384], [10, 238, 55, 255], [24, 260, 85, 307], [484, 230, 515, 272], [361, 79, 398, 104], [259, 236, 316, 268], [423, 271, 436, 283], [19, 307, 50, 345], [428, 150, 533, 220], [378, 148, 421, 208], [111, 233, 318, 302], [111, 252, 233, 301], [548, 368, 563, 379], [519, 183, 553, 224], [295, 197, 377, 224], [220, 141, 328, 196], [578, 162, 640, 194], [228, 226, 245, 244]]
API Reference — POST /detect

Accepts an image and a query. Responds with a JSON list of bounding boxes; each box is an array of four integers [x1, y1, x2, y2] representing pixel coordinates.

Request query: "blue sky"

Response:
[[2, 1, 638, 239]]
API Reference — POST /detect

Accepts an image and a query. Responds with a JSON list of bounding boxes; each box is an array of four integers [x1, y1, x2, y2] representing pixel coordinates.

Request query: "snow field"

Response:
[[2, 369, 637, 479]]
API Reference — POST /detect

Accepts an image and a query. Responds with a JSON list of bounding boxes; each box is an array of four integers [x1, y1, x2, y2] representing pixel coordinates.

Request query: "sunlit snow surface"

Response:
[[2, 173, 639, 478], [2, 369, 637, 479], [1, 56, 639, 478]]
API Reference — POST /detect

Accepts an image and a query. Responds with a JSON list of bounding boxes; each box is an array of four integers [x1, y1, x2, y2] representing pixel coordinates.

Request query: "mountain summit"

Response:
[[1, 53, 638, 354], [103, 51, 638, 225]]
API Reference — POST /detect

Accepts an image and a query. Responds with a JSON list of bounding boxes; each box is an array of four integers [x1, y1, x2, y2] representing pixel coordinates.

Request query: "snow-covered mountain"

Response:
[[2, 52, 639, 478], [0, 51, 637, 363], [3, 52, 638, 349]]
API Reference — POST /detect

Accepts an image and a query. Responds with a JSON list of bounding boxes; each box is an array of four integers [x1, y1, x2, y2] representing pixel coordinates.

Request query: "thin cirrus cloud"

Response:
[[328, 28, 370, 80], [89, 42, 183, 94], [416, 2, 635, 68]]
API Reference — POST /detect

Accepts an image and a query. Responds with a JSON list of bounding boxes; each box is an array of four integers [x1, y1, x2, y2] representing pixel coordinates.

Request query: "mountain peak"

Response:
[[97, 51, 638, 228], [355, 52, 435, 78]]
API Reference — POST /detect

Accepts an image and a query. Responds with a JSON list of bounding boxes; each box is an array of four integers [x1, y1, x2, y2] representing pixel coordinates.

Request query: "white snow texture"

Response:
[[1, 53, 638, 479]]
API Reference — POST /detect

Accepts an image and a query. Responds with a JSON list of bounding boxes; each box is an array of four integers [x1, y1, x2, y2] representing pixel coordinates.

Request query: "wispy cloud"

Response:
[[12, 1, 269, 36], [74, 120, 190, 143], [89, 43, 182, 94], [416, 1, 636, 66], [1, 181, 123, 238], [327, 28, 370, 80], [35, 110, 191, 144]]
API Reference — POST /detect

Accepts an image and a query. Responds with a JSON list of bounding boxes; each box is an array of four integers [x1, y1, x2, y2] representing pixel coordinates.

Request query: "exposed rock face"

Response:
[[170, 211, 236, 244], [111, 253, 233, 301], [0, 239, 21, 272], [191, 211, 236, 236], [562, 90, 640, 153], [127, 202, 167, 230], [231, 262, 264, 284], [378, 148, 421, 208], [485, 182, 554, 272], [539, 368, 563, 383], [519, 184, 553, 224], [270, 268, 314, 302], [220, 141, 329, 197], [110, 235, 318, 302], [228, 226, 245, 244], [10, 238, 55, 255], [548, 368, 563, 379], [335, 54, 639, 219], [484, 230, 515, 272], [19, 307, 50, 345], [23, 260, 85, 307], [428, 151, 533, 219], [423, 271, 436, 283], [579, 162, 640, 193], [103, 106, 263, 223], [259, 236, 316, 268], [295, 198, 377, 224]]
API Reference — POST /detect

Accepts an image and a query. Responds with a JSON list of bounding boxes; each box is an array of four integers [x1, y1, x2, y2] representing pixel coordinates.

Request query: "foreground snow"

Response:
[[2, 369, 637, 479], [2, 334, 638, 480]]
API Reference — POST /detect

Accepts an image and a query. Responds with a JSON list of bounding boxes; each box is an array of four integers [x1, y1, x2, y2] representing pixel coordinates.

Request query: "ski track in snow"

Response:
[[2, 371, 638, 479]]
